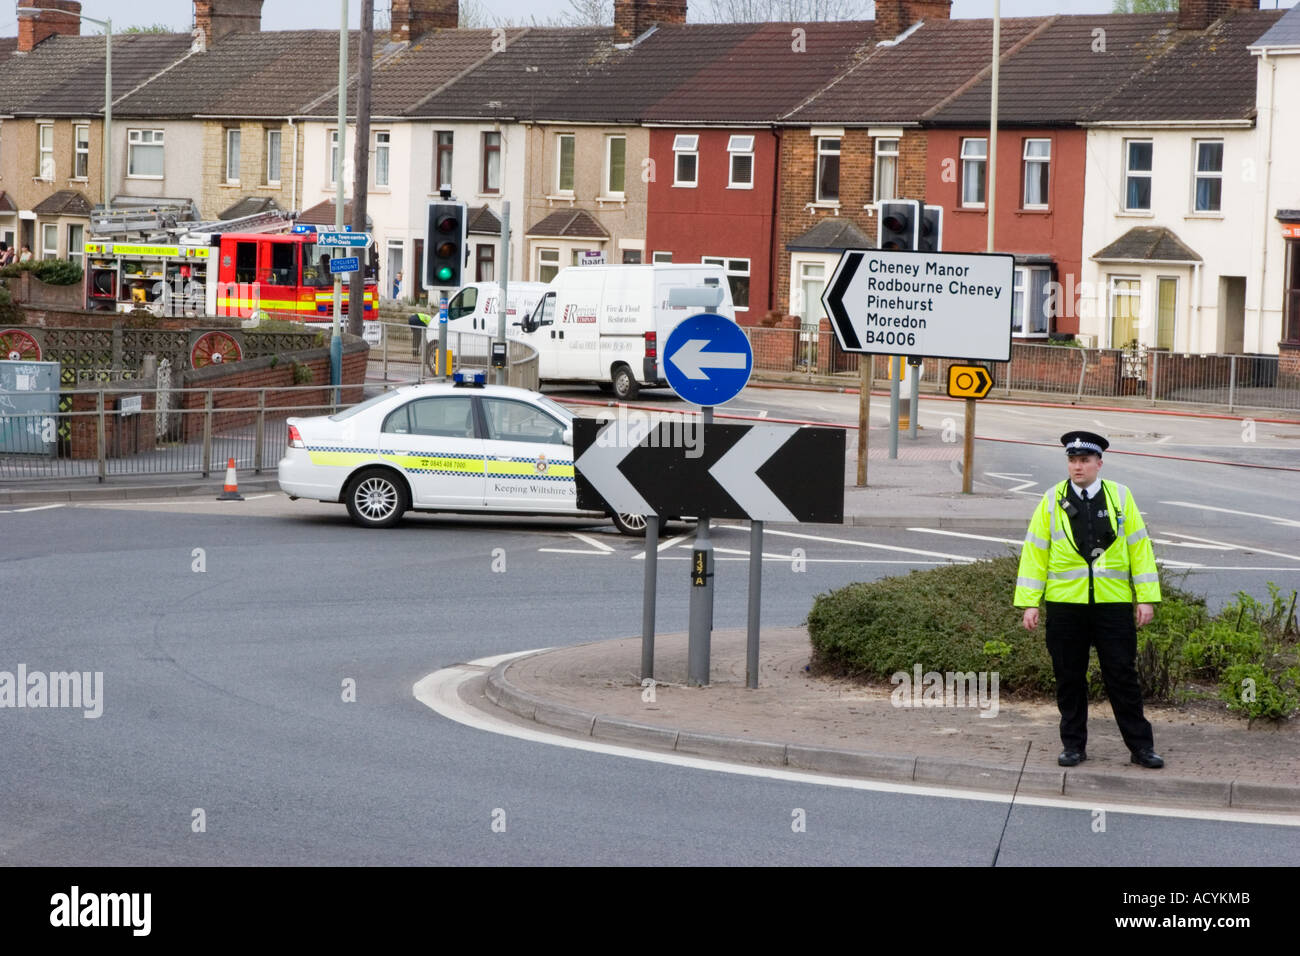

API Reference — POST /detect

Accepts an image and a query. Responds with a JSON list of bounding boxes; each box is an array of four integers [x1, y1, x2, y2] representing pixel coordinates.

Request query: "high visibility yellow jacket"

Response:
[[1014, 479, 1161, 607]]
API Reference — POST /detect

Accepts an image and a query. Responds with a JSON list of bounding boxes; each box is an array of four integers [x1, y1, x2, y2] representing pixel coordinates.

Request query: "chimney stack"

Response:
[[17, 0, 82, 54], [1178, 0, 1258, 31], [875, 0, 952, 39], [614, 0, 688, 41], [193, 0, 264, 48], [391, 0, 459, 43]]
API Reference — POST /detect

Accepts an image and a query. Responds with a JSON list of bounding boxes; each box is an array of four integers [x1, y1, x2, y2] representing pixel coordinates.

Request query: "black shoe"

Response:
[[1131, 749, 1164, 769], [1058, 749, 1086, 767]]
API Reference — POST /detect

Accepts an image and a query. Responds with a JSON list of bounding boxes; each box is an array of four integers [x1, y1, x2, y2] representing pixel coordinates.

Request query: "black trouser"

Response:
[[408, 315, 424, 356], [1044, 600, 1153, 754]]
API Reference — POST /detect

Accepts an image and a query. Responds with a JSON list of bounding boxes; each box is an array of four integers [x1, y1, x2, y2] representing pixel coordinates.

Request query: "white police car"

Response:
[[278, 374, 644, 533]]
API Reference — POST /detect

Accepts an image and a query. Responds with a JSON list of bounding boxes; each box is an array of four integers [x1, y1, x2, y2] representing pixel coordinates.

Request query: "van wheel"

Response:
[[612, 365, 639, 400], [345, 468, 408, 528], [611, 511, 649, 537]]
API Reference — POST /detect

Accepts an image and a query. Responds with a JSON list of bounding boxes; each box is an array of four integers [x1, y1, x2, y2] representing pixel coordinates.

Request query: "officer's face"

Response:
[[1067, 453, 1102, 487]]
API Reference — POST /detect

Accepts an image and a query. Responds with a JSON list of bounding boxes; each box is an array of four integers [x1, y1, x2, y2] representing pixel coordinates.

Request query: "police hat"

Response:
[[1061, 430, 1108, 456]]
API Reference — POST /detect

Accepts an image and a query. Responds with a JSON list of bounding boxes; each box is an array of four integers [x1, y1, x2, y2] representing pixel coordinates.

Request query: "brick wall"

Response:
[[1279, 342, 1300, 389], [16, 308, 242, 331], [775, 129, 927, 315], [69, 387, 158, 460]]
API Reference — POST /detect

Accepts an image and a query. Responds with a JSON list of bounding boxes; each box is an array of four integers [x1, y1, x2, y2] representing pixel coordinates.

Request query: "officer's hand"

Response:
[[1022, 607, 1039, 631], [1136, 603, 1154, 628]]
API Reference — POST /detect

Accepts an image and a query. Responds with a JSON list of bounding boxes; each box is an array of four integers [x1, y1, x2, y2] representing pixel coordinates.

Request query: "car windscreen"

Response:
[[532, 394, 574, 423]]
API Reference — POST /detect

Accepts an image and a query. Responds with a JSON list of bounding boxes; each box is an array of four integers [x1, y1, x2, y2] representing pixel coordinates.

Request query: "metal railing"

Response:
[[741, 328, 1299, 412], [368, 319, 539, 390]]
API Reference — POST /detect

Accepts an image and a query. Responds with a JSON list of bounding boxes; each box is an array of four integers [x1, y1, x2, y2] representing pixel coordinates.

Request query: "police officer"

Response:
[[1015, 431, 1165, 769], [408, 310, 433, 357]]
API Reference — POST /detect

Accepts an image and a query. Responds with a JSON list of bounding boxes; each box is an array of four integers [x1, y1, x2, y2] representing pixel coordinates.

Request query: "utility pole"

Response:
[[348, 0, 375, 337]]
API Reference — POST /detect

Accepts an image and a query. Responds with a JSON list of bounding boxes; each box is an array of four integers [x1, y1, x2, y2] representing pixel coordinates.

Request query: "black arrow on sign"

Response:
[[574, 419, 844, 523], [823, 251, 863, 352]]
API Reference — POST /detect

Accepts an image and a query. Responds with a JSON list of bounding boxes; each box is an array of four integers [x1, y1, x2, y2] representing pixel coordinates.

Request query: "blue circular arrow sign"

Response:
[[663, 314, 753, 406]]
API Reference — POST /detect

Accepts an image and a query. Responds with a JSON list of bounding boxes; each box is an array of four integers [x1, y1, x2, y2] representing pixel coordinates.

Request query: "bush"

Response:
[[0, 258, 84, 285], [807, 559, 1299, 720]]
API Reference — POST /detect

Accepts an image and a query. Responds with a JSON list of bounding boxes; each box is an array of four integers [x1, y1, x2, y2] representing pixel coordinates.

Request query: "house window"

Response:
[[1193, 140, 1223, 213], [1284, 240, 1300, 344], [265, 128, 281, 185], [1109, 276, 1142, 347], [73, 124, 90, 180], [1022, 138, 1050, 209], [727, 135, 754, 189], [126, 128, 164, 178], [1157, 276, 1177, 350], [961, 137, 987, 207], [606, 135, 626, 196], [874, 138, 898, 202], [38, 124, 54, 180], [435, 131, 453, 191], [375, 130, 390, 188], [815, 137, 840, 202], [41, 223, 58, 259], [556, 133, 575, 194], [67, 223, 84, 264], [225, 128, 241, 183], [652, 251, 672, 264], [702, 256, 750, 310], [482, 131, 501, 194], [476, 243, 495, 282], [537, 247, 559, 283], [329, 129, 340, 186], [673, 134, 698, 187], [1011, 265, 1052, 336], [1124, 139, 1153, 211]]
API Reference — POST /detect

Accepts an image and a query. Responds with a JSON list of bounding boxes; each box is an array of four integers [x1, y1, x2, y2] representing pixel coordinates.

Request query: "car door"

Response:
[[479, 396, 576, 513], [379, 395, 485, 508]]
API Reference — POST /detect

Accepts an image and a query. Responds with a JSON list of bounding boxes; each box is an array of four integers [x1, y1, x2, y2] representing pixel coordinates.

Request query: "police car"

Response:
[[278, 374, 645, 534]]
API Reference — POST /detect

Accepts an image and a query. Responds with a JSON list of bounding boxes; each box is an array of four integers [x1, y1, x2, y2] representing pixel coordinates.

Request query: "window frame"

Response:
[[961, 137, 987, 208], [605, 135, 627, 197], [435, 130, 453, 192], [1156, 275, 1178, 350], [41, 222, 58, 259], [476, 242, 495, 282], [873, 137, 899, 202], [328, 129, 340, 187], [701, 255, 750, 312], [1022, 138, 1051, 210], [225, 127, 241, 184], [556, 133, 575, 195], [374, 129, 390, 188], [815, 136, 840, 203], [1192, 139, 1223, 214], [652, 251, 672, 264], [1109, 275, 1143, 348], [1123, 139, 1153, 213], [37, 122, 54, 181], [73, 124, 90, 180], [126, 128, 165, 180], [481, 131, 501, 195], [67, 223, 84, 264], [537, 246, 560, 283], [265, 128, 282, 185], [1010, 265, 1052, 337], [672, 134, 698, 188], [727, 134, 754, 190]]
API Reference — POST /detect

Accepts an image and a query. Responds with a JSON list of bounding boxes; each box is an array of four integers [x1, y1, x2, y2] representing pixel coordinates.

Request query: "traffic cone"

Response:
[[217, 458, 244, 500]]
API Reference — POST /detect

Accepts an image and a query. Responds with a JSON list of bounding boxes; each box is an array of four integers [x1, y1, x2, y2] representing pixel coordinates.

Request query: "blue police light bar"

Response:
[[452, 371, 486, 387]]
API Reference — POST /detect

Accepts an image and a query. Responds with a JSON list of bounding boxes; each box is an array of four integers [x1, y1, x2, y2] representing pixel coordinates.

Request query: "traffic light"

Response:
[[877, 199, 919, 251], [918, 204, 944, 252], [425, 200, 467, 288]]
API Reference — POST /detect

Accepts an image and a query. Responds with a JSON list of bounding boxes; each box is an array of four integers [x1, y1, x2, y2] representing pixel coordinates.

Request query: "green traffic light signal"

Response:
[[436, 266, 454, 282]]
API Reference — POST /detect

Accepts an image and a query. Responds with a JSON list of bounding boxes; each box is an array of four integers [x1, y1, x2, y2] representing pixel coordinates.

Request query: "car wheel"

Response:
[[345, 468, 407, 528], [611, 364, 639, 401], [610, 511, 649, 537]]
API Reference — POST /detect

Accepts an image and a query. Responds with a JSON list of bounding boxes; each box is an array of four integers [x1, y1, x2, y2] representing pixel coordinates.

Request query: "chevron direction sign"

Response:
[[573, 418, 844, 523], [821, 249, 1015, 362]]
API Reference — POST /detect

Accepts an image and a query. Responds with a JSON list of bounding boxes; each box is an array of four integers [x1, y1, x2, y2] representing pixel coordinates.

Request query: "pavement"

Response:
[[4, 366, 1298, 813]]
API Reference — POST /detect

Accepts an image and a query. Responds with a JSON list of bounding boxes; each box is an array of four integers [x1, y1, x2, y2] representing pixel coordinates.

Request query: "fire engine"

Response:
[[83, 208, 379, 331]]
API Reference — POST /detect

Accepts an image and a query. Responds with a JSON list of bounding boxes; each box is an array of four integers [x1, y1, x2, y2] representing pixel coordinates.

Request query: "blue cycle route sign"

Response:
[[663, 313, 753, 407]]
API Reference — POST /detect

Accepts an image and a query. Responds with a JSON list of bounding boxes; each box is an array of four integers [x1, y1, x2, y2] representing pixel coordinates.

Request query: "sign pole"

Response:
[[640, 514, 658, 682], [856, 357, 869, 486], [888, 357, 900, 459], [437, 291, 449, 381], [963, 396, 975, 494], [908, 362, 919, 439], [688, 404, 714, 687], [746, 519, 763, 689]]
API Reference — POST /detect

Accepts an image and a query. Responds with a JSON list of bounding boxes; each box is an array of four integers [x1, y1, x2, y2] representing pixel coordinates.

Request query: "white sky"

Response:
[[0, 0, 1293, 35]]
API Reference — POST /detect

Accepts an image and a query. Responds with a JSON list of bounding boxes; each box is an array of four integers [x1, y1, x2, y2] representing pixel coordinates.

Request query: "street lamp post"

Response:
[[16, 8, 112, 210]]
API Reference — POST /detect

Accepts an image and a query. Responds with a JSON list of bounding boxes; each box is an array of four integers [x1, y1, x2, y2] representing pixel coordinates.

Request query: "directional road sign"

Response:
[[328, 256, 360, 274], [822, 249, 1014, 362], [316, 231, 372, 249], [573, 419, 844, 523], [663, 314, 753, 406], [947, 364, 993, 399]]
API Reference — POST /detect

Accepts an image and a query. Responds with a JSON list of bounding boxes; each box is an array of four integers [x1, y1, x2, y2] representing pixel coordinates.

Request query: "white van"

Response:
[[516, 264, 737, 399], [424, 281, 549, 342]]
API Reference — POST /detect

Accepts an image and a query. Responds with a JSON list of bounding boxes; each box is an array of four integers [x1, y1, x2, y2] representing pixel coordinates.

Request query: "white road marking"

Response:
[[909, 528, 1023, 546], [1151, 538, 1230, 550], [661, 556, 950, 565], [984, 472, 1039, 495], [1159, 500, 1300, 529], [0, 503, 66, 513], [538, 548, 613, 555], [567, 532, 615, 553], [1155, 435, 1173, 444], [714, 524, 975, 563], [414, 657, 1300, 828], [633, 531, 693, 560], [1161, 532, 1300, 564]]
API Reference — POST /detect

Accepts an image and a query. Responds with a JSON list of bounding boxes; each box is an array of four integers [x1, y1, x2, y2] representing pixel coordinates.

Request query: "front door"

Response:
[[379, 395, 484, 507]]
